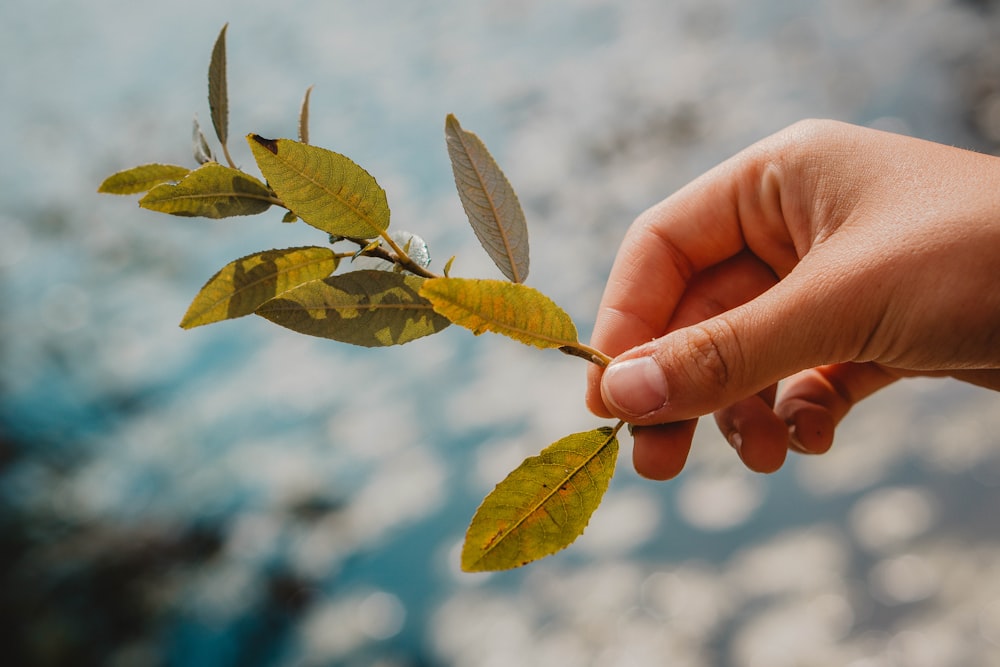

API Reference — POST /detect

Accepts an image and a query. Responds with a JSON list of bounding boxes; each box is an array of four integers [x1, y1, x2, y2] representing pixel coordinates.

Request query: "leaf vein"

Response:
[[476, 429, 617, 561]]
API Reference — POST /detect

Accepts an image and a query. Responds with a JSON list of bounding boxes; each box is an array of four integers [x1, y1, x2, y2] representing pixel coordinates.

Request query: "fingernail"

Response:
[[603, 357, 668, 417], [728, 431, 743, 453]]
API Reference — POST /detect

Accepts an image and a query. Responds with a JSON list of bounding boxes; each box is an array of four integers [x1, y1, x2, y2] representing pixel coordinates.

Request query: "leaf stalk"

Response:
[[559, 343, 612, 367], [377, 230, 442, 279], [220, 142, 237, 170]]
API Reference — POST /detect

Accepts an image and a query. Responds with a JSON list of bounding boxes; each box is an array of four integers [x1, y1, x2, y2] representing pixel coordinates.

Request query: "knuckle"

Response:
[[680, 319, 739, 390]]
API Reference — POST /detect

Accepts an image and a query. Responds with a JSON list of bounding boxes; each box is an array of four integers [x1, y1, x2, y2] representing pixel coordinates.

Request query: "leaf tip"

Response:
[[249, 134, 279, 154], [178, 311, 201, 330], [213, 22, 229, 51]]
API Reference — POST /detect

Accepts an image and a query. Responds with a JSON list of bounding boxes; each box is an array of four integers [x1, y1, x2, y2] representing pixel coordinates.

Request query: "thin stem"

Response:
[[559, 342, 612, 368], [220, 141, 237, 170], [379, 229, 409, 260], [328, 235, 442, 279], [377, 230, 442, 279]]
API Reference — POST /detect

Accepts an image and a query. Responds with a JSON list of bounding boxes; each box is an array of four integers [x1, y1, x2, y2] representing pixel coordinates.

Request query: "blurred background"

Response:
[[3, 0, 1000, 665]]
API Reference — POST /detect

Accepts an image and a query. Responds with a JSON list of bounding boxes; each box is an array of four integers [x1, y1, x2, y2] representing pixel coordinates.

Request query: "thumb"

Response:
[[599, 269, 865, 424]]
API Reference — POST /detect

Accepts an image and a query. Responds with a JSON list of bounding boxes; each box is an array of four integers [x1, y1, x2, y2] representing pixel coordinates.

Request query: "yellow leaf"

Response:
[[98, 164, 190, 195], [445, 114, 529, 283], [247, 135, 390, 239], [139, 162, 273, 218], [181, 246, 339, 329], [419, 277, 578, 349], [256, 270, 450, 347], [462, 426, 620, 572]]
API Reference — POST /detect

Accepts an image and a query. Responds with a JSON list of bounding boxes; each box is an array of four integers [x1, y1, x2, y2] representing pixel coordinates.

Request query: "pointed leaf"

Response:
[[419, 277, 578, 349], [462, 426, 619, 572], [256, 270, 449, 347], [99, 164, 190, 195], [139, 162, 272, 218], [299, 85, 314, 144], [247, 135, 390, 239], [208, 23, 229, 146], [445, 114, 529, 283], [181, 246, 339, 329]]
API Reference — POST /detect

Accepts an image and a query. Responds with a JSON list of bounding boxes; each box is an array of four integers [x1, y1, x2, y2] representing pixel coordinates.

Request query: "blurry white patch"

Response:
[[676, 472, 764, 531], [430, 594, 537, 667], [299, 590, 405, 664], [732, 593, 855, 667], [328, 395, 422, 462], [849, 487, 936, 553], [232, 441, 328, 506], [226, 511, 284, 563], [346, 447, 446, 543], [869, 554, 939, 605], [527, 561, 644, 627], [728, 527, 849, 598], [978, 599, 1000, 647], [529, 629, 592, 667], [574, 486, 660, 557], [291, 514, 349, 580], [357, 591, 406, 640], [189, 561, 261, 624], [916, 406, 998, 474], [641, 562, 732, 641], [232, 335, 359, 414], [445, 342, 537, 432], [69, 458, 131, 520], [887, 627, 969, 667]]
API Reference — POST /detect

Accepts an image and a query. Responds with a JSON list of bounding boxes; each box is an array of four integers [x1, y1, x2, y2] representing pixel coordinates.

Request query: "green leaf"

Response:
[[445, 114, 529, 283], [180, 246, 339, 329], [255, 270, 450, 347], [139, 162, 273, 218], [98, 164, 190, 195], [208, 23, 229, 147], [462, 426, 619, 572], [299, 85, 313, 145], [419, 277, 578, 349], [247, 135, 390, 239]]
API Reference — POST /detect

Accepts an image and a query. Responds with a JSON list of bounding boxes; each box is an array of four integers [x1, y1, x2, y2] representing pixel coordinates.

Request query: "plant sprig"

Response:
[[99, 23, 624, 572]]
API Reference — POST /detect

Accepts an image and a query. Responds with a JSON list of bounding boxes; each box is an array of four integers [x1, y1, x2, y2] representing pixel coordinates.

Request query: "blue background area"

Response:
[[2, 1, 1000, 665]]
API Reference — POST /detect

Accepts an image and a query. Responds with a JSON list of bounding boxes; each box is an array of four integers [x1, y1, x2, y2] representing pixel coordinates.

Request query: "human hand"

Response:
[[586, 119, 1000, 479]]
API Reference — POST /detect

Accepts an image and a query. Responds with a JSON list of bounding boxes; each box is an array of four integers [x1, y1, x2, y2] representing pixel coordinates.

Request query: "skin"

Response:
[[585, 119, 1000, 480]]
